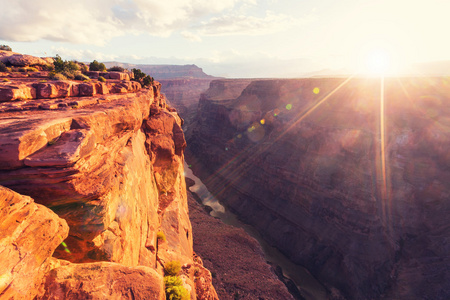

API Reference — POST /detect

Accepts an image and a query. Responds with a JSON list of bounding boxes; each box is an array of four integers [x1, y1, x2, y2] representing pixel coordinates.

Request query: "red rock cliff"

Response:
[[0, 53, 217, 299], [187, 77, 450, 300]]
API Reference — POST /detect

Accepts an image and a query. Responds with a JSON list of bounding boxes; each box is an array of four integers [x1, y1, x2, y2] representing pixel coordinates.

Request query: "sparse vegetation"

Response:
[[108, 66, 125, 72], [0, 62, 8, 72], [18, 67, 27, 72], [98, 76, 106, 82], [28, 67, 38, 72], [0, 45, 12, 51], [74, 74, 90, 81], [164, 276, 190, 300], [2, 78, 10, 82], [89, 60, 106, 71], [50, 73, 67, 81], [157, 231, 166, 242], [164, 261, 181, 276], [132, 68, 154, 87], [53, 55, 80, 79]]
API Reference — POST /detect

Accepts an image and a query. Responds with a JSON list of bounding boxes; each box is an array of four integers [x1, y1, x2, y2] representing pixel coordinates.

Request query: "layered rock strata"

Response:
[[0, 53, 217, 299], [187, 77, 450, 300]]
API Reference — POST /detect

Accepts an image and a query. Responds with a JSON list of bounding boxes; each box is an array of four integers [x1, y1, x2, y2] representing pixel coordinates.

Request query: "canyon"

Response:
[[0, 51, 300, 300], [0, 51, 218, 299], [186, 77, 450, 300]]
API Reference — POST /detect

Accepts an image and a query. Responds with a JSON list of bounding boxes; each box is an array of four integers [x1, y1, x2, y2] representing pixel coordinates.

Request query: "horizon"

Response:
[[1, 0, 450, 78]]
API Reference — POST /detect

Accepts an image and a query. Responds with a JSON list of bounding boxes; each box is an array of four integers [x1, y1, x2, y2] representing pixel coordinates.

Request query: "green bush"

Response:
[[98, 76, 106, 82], [75, 74, 90, 81], [132, 68, 154, 87], [89, 60, 106, 71], [164, 261, 181, 276], [53, 55, 79, 79], [0, 61, 7, 72], [157, 231, 166, 242], [108, 66, 125, 72], [143, 75, 154, 87], [132, 68, 146, 81], [0, 45, 12, 51], [50, 73, 67, 81], [164, 276, 189, 300]]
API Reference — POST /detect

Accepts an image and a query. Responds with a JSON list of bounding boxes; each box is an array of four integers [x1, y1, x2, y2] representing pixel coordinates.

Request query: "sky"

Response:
[[1, 0, 450, 78]]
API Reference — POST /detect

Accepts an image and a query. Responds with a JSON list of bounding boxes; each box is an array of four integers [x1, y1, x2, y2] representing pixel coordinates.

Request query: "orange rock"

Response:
[[0, 186, 69, 299], [7, 54, 49, 67], [0, 83, 36, 102], [38, 262, 164, 300], [108, 71, 130, 81]]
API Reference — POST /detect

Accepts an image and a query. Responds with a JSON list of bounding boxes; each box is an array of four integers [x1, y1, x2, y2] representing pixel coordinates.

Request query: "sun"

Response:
[[358, 48, 393, 76], [366, 50, 391, 75]]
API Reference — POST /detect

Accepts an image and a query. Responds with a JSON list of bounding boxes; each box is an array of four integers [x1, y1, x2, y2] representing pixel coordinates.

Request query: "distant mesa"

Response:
[[103, 62, 216, 80]]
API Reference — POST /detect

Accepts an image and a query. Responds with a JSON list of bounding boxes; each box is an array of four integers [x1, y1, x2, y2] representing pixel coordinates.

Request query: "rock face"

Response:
[[186, 179, 294, 300], [187, 77, 450, 300], [0, 186, 68, 299], [158, 79, 214, 116], [0, 53, 216, 299]]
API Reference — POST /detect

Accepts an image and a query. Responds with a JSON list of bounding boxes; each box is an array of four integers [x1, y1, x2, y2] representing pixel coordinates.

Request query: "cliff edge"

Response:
[[0, 52, 217, 299]]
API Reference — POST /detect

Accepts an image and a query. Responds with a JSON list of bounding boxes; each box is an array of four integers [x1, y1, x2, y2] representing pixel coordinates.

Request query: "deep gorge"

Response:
[[185, 77, 450, 300]]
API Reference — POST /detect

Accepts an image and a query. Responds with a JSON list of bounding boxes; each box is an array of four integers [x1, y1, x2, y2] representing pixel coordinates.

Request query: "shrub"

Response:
[[164, 261, 181, 276], [28, 67, 38, 72], [143, 75, 154, 87], [53, 55, 79, 79], [79, 64, 89, 73], [132, 68, 146, 81], [2, 78, 10, 82], [98, 76, 106, 82], [89, 60, 106, 71], [0, 45, 12, 51], [164, 276, 189, 300], [108, 66, 125, 72], [0, 62, 8, 72], [50, 73, 67, 81], [74, 74, 90, 81], [157, 231, 166, 242]]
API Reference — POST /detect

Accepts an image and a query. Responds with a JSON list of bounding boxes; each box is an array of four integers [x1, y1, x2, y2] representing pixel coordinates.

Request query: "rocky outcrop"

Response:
[[0, 53, 216, 299], [187, 78, 450, 300], [0, 186, 68, 299]]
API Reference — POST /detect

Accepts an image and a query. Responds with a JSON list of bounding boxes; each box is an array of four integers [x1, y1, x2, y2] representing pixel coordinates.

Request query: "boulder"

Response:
[[7, 54, 49, 67], [0, 186, 69, 299], [108, 72, 130, 81], [0, 83, 36, 102], [38, 262, 164, 300]]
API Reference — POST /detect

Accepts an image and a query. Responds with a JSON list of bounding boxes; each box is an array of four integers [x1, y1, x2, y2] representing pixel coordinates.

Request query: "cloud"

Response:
[[51, 47, 119, 62], [195, 11, 297, 36], [181, 31, 202, 42], [0, 0, 253, 44]]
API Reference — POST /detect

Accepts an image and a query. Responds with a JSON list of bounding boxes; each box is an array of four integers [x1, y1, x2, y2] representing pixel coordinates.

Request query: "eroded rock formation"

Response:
[[0, 53, 217, 299], [187, 77, 450, 300]]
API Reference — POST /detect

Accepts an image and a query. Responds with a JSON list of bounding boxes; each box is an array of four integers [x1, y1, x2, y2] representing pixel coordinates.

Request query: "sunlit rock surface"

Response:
[[187, 77, 450, 300], [0, 186, 68, 299], [0, 53, 216, 299]]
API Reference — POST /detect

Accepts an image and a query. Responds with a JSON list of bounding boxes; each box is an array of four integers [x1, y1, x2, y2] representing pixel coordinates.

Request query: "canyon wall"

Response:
[[187, 77, 450, 299], [0, 54, 216, 299]]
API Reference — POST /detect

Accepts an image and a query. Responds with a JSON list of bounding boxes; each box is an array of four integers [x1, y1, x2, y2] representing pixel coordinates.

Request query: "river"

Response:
[[184, 161, 327, 300]]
